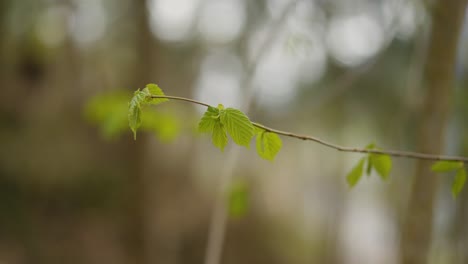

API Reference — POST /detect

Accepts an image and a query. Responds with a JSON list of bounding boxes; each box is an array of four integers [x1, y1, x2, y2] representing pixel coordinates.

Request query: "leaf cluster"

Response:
[[346, 144, 392, 187], [128, 84, 283, 160], [345, 148, 467, 197], [128, 84, 169, 139], [197, 104, 282, 161], [431, 161, 466, 198], [87, 85, 178, 141]]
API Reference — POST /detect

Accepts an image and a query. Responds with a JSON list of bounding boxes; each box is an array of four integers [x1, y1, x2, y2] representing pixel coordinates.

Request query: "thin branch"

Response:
[[154, 95, 212, 108], [150, 94, 468, 163]]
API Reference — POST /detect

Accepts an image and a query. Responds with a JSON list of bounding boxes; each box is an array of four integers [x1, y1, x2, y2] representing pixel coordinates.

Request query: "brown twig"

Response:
[[150, 95, 468, 163]]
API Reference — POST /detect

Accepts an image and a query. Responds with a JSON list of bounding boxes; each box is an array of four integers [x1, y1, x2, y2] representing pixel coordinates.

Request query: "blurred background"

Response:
[[1, 0, 468, 263]]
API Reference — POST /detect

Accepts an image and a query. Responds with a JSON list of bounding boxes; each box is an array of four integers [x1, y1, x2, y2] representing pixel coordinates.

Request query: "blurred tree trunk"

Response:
[[125, 0, 154, 263], [450, 185, 468, 263], [400, 1, 467, 264]]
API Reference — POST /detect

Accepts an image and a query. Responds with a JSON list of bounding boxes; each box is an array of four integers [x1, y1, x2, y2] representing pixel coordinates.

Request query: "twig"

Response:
[[151, 94, 468, 163]]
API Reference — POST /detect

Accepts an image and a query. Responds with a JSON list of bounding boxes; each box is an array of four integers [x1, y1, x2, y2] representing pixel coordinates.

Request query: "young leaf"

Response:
[[212, 121, 228, 151], [256, 131, 282, 161], [220, 108, 254, 147], [452, 168, 466, 198], [128, 105, 141, 140], [143, 83, 169, 105], [128, 90, 146, 140], [370, 154, 392, 180], [431, 161, 462, 173], [198, 106, 219, 133], [228, 180, 249, 218], [347, 158, 365, 187]]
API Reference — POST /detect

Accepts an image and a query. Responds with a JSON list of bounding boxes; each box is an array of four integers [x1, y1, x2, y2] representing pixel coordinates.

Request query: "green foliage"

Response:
[[347, 143, 393, 186], [228, 180, 249, 218], [87, 88, 178, 141], [255, 128, 282, 161], [431, 161, 463, 172], [144, 84, 169, 105], [140, 111, 180, 142], [431, 161, 466, 198], [198, 106, 219, 133], [198, 104, 256, 152], [452, 168, 466, 198], [126, 85, 282, 159], [347, 158, 365, 187], [85, 91, 130, 139], [212, 121, 228, 151], [198, 106, 228, 151], [370, 154, 392, 180], [128, 91, 143, 139], [128, 84, 169, 139], [220, 107, 255, 147], [365, 143, 376, 150]]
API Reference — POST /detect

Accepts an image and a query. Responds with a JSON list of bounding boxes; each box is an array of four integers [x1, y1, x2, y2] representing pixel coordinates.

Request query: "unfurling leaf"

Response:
[[128, 104, 141, 140], [431, 161, 463, 173], [198, 106, 219, 133], [228, 180, 249, 218], [220, 108, 254, 147], [347, 158, 365, 187], [256, 131, 282, 161], [143, 83, 169, 105], [212, 121, 228, 151], [452, 168, 466, 198], [370, 154, 392, 180], [128, 85, 169, 140], [128, 90, 146, 140]]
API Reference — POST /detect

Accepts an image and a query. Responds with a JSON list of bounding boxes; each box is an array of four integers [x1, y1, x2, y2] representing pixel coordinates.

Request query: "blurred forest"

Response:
[[1, 0, 468, 263]]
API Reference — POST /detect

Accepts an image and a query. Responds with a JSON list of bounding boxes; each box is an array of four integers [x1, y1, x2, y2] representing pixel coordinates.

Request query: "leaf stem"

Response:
[[150, 95, 468, 163]]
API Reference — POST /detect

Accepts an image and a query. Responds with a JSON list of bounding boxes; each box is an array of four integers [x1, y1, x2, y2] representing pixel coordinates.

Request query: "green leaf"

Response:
[[127, 85, 169, 139], [128, 104, 141, 140], [431, 161, 463, 173], [452, 168, 466, 198], [256, 131, 282, 161], [220, 108, 254, 147], [365, 143, 376, 149], [85, 91, 130, 140], [370, 154, 392, 180], [212, 121, 228, 151], [128, 90, 146, 140], [141, 110, 180, 142], [228, 180, 249, 218], [143, 83, 169, 105], [198, 106, 220, 133], [347, 158, 365, 187]]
